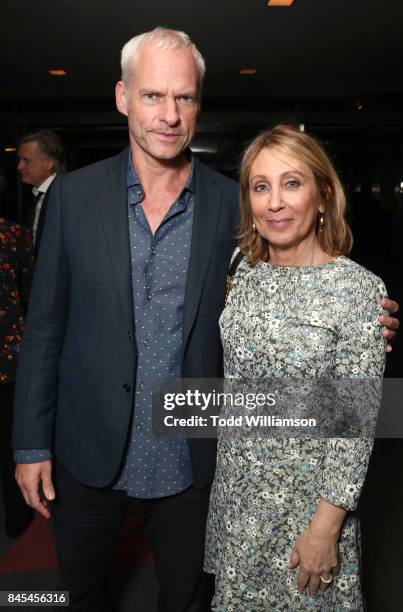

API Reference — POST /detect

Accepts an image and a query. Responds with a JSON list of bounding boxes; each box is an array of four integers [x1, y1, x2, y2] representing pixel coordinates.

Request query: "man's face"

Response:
[[17, 141, 54, 187], [115, 43, 199, 162]]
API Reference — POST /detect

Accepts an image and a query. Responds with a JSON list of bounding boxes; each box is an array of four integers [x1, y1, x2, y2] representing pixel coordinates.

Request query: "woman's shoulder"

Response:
[[330, 256, 387, 300], [229, 248, 251, 274]]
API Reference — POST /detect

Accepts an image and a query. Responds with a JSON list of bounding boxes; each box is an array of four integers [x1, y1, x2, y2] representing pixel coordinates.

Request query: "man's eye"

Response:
[[178, 95, 195, 103], [144, 93, 157, 100]]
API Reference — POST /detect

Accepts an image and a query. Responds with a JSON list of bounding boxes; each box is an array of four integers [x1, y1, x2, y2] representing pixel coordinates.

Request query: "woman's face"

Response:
[[249, 146, 323, 250]]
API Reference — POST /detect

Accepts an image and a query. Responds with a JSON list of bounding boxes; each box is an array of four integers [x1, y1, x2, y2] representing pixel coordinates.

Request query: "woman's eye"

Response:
[[254, 183, 268, 193], [285, 179, 300, 189]]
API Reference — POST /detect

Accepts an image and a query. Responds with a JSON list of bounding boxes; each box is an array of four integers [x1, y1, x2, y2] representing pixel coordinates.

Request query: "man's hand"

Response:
[[15, 461, 55, 519], [379, 297, 399, 352]]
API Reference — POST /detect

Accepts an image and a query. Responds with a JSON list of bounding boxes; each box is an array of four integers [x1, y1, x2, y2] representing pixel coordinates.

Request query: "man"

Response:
[[13, 27, 399, 612], [13, 28, 238, 612], [17, 129, 66, 249]]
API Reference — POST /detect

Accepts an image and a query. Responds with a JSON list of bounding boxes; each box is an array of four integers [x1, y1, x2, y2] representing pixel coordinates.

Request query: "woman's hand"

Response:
[[288, 523, 339, 597], [288, 497, 347, 597]]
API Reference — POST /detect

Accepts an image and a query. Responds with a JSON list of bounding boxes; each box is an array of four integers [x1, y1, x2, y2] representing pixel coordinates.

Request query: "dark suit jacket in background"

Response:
[[13, 149, 239, 490], [24, 186, 54, 256], [34, 189, 50, 254]]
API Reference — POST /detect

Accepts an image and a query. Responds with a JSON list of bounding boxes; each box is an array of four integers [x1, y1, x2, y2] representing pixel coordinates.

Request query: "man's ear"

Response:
[[45, 159, 55, 174], [115, 81, 128, 117]]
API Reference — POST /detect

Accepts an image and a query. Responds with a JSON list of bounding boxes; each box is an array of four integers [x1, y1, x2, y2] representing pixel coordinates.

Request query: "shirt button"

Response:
[[122, 383, 131, 393], [139, 383, 145, 390], [151, 248, 157, 256], [144, 339, 149, 347], [147, 293, 152, 301]]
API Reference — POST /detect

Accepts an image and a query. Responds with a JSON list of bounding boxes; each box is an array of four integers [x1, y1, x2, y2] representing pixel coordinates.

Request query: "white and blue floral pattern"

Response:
[[204, 255, 386, 611]]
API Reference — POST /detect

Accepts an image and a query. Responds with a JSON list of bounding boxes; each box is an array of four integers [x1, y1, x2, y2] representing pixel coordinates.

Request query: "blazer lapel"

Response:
[[182, 159, 223, 349], [98, 148, 134, 323]]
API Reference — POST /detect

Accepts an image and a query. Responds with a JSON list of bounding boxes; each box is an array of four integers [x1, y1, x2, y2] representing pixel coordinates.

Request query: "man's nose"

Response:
[[160, 97, 180, 127], [17, 159, 24, 170]]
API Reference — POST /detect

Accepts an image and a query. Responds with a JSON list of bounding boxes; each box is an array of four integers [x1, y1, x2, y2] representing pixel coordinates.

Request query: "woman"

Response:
[[0, 216, 34, 536], [204, 125, 386, 611]]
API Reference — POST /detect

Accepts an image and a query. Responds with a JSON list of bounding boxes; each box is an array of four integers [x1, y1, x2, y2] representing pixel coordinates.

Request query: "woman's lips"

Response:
[[266, 219, 292, 229]]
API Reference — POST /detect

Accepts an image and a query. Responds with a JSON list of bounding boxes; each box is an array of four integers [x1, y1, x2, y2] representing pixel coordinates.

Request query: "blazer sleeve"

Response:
[[317, 273, 387, 511], [13, 175, 70, 451]]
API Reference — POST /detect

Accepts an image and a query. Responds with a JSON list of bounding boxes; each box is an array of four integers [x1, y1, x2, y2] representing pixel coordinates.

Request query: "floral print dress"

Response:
[[0, 218, 34, 384], [204, 255, 386, 611]]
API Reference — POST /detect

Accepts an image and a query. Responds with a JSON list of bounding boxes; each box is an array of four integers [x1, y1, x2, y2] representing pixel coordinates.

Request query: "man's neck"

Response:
[[33, 173, 56, 193], [130, 145, 191, 196]]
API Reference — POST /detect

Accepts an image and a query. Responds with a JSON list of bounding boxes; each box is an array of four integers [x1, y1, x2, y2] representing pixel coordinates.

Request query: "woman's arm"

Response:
[[289, 270, 387, 597]]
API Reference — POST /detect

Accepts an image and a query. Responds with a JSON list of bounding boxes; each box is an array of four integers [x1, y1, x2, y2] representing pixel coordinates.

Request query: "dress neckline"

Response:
[[258, 255, 346, 271]]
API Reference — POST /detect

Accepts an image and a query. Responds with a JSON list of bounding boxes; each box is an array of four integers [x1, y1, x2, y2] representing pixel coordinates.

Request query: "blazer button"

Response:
[[123, 383, 131, 393]]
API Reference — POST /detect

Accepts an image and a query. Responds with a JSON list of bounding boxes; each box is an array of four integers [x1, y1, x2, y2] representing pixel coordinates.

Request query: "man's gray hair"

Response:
[[19, 129, 66, 174], [121, 26, 206, 93]]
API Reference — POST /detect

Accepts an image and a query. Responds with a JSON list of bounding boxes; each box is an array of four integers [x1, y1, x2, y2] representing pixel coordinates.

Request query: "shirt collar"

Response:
[[32, 173, 56, 196], [126, 149, 195, 200]]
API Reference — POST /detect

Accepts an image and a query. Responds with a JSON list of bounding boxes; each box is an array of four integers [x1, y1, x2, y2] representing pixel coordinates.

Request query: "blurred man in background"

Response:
[[17, 130, 66, 250]]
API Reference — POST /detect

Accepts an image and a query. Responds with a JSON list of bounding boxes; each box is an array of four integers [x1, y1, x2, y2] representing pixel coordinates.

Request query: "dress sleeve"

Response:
[[317, 273, 387, 511]]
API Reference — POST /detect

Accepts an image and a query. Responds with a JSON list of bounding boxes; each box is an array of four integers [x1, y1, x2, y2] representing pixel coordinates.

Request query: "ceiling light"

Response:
[[4, 147, 16, 152], [240, 69, 257, 75], [48, 69, 67, 76], [267, 0, 295, 6]]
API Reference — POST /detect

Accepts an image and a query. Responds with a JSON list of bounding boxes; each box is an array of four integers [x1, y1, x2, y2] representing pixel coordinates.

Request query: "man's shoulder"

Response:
[[193, 158, 238, 193], [60, 148, 127, 186]]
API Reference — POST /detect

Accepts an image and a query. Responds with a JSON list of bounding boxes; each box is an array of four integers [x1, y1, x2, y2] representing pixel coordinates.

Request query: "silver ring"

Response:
[[320, 574, 333, 584]]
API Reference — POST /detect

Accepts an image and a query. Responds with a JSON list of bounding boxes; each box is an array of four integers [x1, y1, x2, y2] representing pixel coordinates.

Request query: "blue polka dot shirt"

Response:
[[112, 152, 194, 498]]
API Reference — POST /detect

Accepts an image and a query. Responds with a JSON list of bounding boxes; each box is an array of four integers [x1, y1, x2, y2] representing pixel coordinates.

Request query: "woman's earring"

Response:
[[319, 211, 324, 232]]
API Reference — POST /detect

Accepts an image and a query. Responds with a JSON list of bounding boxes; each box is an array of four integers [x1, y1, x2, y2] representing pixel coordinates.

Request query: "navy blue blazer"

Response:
[[13, 149, 239, 489]]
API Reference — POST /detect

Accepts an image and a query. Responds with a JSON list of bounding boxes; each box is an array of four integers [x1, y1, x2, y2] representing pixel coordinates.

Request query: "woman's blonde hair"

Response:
[[238, 124, 353, 264]]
